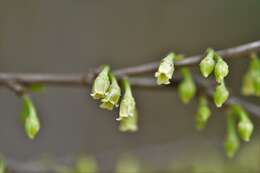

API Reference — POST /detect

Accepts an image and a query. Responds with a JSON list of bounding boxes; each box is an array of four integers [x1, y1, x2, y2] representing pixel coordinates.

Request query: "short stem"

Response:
[[122, 78, 132, 95], [227, 110, 236, 135]]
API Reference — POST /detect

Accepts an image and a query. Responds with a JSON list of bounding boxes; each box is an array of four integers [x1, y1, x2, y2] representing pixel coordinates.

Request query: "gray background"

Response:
[[0, 0, 260, 172]]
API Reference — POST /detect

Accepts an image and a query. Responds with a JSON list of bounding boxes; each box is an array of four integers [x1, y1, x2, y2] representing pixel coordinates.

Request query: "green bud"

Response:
[[231, 104, 254, 142], [238, 120, 254, 142], [75, 156, 98, 173], [21, 95, 40, 139], [100, 73, 121, 110], [178, 68, 196, 104], [199, 48, 216, 78], [0, 156, 6, 173], [224, 110, 240, 158], [214, 56, 229, 83], [90, 65, 110, 100], [241, 72, 255, 96], [196, 96, 211, 130], [155, 53, 175, 85], [117, 79, 136, 120], [250, 55, 260, 96], [242, 54, 260, 96], [213, 81, 229, 107], [119, 109, 138, 132]]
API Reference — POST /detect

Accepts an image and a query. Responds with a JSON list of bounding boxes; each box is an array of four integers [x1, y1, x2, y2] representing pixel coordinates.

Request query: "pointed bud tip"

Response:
[[25, 117, 40, 140], [214, 58, 229, 83]]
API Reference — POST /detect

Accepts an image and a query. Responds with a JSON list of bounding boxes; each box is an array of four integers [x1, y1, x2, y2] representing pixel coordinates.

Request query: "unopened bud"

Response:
[[199, 48, 215, 78], [213, 81, 229, 107], [178, 68, 196, 104], [196, 96, 211, 130], [214, 56, 229, 83], [231, 104, 254, 142], [224, 110, 240, 158], [22, 95, 40, 139]]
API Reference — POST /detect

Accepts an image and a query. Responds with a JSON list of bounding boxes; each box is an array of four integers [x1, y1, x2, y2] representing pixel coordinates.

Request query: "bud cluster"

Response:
[[200, 49, 230, 107], [200, 49, 229, 83], [91, 66, 138, 132], [224, 104, 254, 158]]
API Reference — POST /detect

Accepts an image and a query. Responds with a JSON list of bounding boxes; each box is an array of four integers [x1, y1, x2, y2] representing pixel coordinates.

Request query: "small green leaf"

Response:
[[199, 48, 216, 78], [75, 155, 98, 173], [214, 56, 229, 83], [224, 110, 240, 158], [100, 73, 121, 110], [90, 65, 110, 100], [117, 78, 136, 121], [213, 81, 229, 107], [155, 53, 175, 85], [178, 68, 196, 104], [195, 96, 211, 130], [21, 95, 40, 140]]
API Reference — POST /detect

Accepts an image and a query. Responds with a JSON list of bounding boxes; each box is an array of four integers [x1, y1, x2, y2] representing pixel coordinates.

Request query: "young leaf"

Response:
[[155, 53, 175, 85], [224, 110, 240, 158], [21, 95, 40, 139], [117, 78, 136, 121], [214, 56, 229, 83], [213, 81, 229, 107], [199, 48, 216, 78], [195, 96, 211, 130], [100, 73, 121, 110], [90, 65, 110, 100]]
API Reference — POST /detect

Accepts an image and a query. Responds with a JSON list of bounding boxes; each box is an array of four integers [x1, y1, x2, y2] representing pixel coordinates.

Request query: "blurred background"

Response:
[[0, 0, 259, 172]]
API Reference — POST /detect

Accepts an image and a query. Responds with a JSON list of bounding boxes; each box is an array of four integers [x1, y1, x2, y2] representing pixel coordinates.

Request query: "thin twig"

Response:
[[4, 80, 25, 96], [113, 40, 260, 76]]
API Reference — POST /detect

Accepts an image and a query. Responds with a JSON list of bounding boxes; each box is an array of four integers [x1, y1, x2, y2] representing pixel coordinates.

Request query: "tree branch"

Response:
[[0, 41, 260, 173], [113, 40, 260, 76]]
